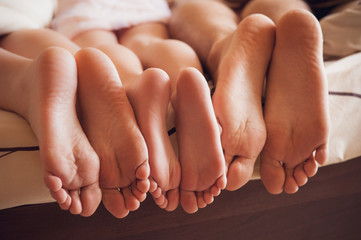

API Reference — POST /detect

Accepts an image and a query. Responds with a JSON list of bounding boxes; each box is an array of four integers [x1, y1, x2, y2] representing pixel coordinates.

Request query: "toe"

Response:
[[131, 182, 147, 202], [149, 179, 158, 193], [135, 161, 150, 180], [50, 188, 69, 205], [226, 156, 254, 191], [122, 187, 140, 211], [294, 164, 308, 186], [79, 183, 102, 217], [69, 190, 82, 215], [58, 195, 71, 210], [180, 190, 198, 214], [150, 186, 162, 199], [164, 188, 179, 212], [197, 192, 207, 209], [216, 174, 227, 190], [102, 189, 129, 218], [153, 193, 166, 207], [136, 179, 150, 194], [203, 190, 214, 205], [284, 168, 299, 194], [315, 144, 328, 165], [210, 185, 221, 197], [304, 157, 318, 177], [44, 174, 63, 192], [260, 154, 285, 194]]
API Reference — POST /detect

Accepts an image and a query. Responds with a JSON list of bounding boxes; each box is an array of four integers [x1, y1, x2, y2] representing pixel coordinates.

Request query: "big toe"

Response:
[[102, 189, 129, 219], [260, 154, 285, 194], [180, 190, 198, 214], [226, 156, 254, 191]]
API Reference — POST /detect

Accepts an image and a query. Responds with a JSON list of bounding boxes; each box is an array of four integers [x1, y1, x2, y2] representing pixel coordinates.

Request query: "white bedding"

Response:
[[1, 52, 361, 210]]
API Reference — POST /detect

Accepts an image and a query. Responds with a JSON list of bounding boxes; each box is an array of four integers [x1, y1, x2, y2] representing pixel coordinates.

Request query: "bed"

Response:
[[1, 1, 361, 239]]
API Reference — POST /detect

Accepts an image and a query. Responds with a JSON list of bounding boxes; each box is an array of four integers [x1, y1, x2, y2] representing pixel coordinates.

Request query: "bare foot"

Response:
[[260, 10, 330, 194], [22, 47, 101, 216], [172, 68, 226, 214], [75, 48, 150, 218], [207, 15, 275, 191], [126, 68, 181, 212]]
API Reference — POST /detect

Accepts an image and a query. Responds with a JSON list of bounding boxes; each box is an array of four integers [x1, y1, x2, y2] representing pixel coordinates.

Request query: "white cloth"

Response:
[[321, 0, 361, 59], [0, 0, 57, 35], [52, 0, 171, 39]]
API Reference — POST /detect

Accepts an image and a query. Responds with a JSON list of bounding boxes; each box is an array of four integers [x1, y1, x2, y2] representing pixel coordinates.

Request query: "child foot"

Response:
[[126, 68, 181, 212], [75, 48, 150, 218], [260, 10, 330, 194], [172, 68, 226, 214], [23, 47, 101, 216], [207, 14, 275, 191]]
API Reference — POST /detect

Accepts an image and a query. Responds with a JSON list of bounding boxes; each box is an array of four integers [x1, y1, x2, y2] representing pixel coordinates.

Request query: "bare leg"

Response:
[[170, 1, 273, 191], [260, 10, 330, 194], [0, 47, 101, 216], [0, 28, 80, 58], [71, 34, 152, 217], [241, 0, 310, 24], [121, 23, 226, 213], [74, 30, 181, 212]]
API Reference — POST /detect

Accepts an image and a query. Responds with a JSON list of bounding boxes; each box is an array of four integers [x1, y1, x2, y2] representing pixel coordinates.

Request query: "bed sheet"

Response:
[[1, 52, 361, 210]]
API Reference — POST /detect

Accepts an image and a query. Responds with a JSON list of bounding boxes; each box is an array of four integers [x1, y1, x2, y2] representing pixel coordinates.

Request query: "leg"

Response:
[[170, 1, 274, 191], [241, 0, 310, 24], [0, 47, 101, 216], [121, 23, 227, 213], [0, 28, 80, 58], [71, 31, 152, 217], [260, 10, 330, 194]]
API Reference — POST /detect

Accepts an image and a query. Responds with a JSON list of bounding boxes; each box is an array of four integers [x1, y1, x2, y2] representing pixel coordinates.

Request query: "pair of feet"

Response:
[[207, 10, 330, 195], [21, 46, 225, 217]]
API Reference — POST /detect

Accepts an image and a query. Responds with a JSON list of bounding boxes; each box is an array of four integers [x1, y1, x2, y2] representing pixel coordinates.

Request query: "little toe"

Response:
[[180, 190, 198, 214], [122, 187, 140, 211], [294, 164, 308, 186], [304, 157, 318, 177], [58, 195, 71, 210], [315, 144, 328, 165], [44, 174, 63, 193], [164, 188, 179, 212], [50, 188, 69, 205], [69, 190, 82, 215], [102, 189, 129, 219], [135, 161, 150, 181], [284, 168, 299, 194], [260, 155, 285, 194], [216, 174, 227, 190]]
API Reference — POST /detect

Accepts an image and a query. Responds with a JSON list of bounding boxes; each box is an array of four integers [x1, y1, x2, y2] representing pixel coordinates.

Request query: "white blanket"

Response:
[[0, 0, 57, 35]]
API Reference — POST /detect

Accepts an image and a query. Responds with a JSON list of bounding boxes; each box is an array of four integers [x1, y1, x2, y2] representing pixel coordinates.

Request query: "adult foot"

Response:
[[260, 10, 330, 194], [207, 14, 275, 191], [172, 68, 226, 214], [126, 68, 181, 212], [75, 48, 150, 218], [23, 47, 101, 216]]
